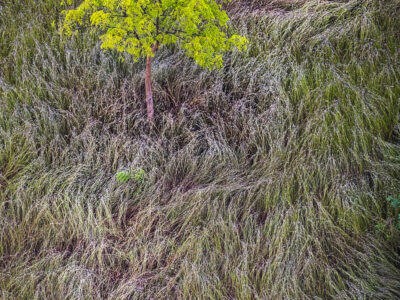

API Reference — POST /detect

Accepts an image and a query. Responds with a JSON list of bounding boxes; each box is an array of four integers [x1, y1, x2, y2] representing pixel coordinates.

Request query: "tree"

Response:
[[60, 0, 248, 123]]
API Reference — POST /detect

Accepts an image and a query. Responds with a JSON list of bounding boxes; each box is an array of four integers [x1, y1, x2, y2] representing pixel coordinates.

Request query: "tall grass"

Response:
[[1, 0, 400, 299]]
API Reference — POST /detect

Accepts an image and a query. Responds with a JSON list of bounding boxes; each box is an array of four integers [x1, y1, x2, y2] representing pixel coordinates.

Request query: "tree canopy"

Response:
[[60, 0, 248, 69]]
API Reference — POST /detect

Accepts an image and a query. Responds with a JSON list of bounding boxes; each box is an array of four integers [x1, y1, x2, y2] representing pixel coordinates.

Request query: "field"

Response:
[[1, 0, 400, 299]]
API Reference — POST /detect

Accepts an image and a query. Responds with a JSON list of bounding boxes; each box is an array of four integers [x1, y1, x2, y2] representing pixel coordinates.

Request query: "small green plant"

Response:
[[387, 195, 400, 209], [387, 195, 400, 230], [132, 168, 145, 184], [376, 195, 400, 238], [375, 223, 391, 239], [116, 168, 146, 183], [116, 171, 131, 183]]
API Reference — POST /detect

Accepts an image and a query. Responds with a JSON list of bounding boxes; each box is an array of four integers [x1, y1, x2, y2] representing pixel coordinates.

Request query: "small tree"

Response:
[[60, 0, 248, 123]]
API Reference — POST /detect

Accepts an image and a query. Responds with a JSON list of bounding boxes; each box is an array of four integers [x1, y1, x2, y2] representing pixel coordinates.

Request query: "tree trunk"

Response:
[[145, 54, 154, 124], [145, 42, 159, 124]]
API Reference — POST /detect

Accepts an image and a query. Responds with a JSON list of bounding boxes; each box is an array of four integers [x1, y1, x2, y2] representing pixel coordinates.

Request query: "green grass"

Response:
[[1, 0, 400, 298]]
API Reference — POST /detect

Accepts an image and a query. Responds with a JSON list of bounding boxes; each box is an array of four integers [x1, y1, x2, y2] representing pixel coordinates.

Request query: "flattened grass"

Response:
[[1, 0, 400, 299]]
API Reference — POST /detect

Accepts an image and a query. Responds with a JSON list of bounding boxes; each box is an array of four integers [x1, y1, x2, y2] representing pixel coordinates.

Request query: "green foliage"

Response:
[[116, 168, 146, 183], [387, 195, 400, 209], [60, 0, 248, 69], [375, 223, 389, 238], [387, 195, 400, 230], [132, 168, 145, 183], [116, 170, 131, 182], [375, 195, 400, 238]]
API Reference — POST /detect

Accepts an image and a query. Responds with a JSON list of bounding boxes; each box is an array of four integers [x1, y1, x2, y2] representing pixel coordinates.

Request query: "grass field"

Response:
[[1, 0, 400, 299]]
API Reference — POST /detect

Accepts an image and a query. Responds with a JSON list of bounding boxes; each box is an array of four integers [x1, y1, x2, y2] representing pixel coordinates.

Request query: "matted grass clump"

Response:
[[1, 0, 400, 299]]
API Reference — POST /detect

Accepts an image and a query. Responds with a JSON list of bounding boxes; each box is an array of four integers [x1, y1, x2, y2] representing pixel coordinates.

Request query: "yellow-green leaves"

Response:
[[228, 35, 248, 52], [90, 10, 110, 28], [59, 0, 248, 69]]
